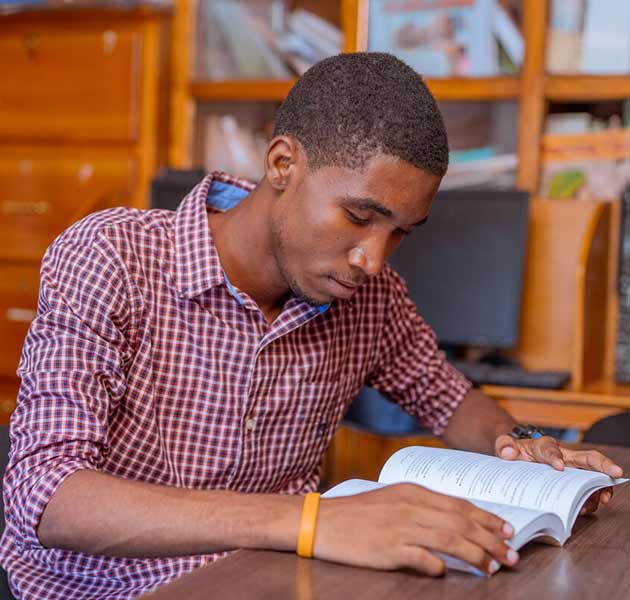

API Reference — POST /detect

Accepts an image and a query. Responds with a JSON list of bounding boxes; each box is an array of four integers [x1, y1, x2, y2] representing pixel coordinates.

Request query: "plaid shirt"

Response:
[[0, 173, 470, 599]]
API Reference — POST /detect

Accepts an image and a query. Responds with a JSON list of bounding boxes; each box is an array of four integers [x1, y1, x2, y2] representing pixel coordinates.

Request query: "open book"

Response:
[[322, 446, 628, 575]]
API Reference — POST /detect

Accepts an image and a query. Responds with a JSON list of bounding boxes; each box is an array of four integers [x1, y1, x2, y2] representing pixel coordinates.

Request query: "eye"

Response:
[[345, 209, 370, 225]]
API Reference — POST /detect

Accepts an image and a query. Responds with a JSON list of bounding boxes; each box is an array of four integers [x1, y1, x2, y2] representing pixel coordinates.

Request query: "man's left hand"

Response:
[[495, 434, 624, 515]]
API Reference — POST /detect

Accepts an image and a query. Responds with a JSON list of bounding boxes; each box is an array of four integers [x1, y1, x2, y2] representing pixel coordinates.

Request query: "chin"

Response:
[[289, 277, 331, 307], [296, 288, 332, 307]]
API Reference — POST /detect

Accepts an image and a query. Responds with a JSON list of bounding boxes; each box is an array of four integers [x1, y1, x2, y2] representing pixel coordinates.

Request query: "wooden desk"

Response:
[[140, 445, 630, 600]]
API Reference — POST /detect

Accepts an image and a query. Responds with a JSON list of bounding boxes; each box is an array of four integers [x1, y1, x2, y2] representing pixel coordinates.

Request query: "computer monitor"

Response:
[[388, 189, 530, 349]]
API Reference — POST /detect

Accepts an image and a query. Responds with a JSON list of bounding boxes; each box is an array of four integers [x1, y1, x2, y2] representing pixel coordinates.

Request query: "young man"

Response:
[[0, 53, 621, 600]]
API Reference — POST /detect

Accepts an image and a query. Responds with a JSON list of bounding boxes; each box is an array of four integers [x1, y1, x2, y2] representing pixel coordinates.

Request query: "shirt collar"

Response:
[[174, 172, 254, 299], [173, 171, 331, 315]]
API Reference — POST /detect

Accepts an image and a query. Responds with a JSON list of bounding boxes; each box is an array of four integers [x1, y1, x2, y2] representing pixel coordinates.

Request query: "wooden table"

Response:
[[141, 445, 630, 599]]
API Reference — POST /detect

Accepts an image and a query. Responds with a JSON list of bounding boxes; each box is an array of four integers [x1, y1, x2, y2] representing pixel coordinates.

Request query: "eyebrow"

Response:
[[344, 196, 428, 228], [344, 196, 393, 218], [412, 216, 429, 228]]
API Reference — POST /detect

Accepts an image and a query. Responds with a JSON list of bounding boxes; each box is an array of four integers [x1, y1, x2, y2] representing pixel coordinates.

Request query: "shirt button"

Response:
[[246, 418, 256, 432]]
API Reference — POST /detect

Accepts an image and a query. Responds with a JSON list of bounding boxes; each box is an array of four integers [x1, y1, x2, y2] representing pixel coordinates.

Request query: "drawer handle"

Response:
[[0, 201, 50, 216], [23, 33, 39, 56], [103, 30, 118, 55], [0, 400, 14, 414], [6, 308, 37, 323]]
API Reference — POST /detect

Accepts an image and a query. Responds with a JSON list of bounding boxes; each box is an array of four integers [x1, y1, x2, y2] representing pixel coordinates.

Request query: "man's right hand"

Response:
[[313, 483, 519, 576]]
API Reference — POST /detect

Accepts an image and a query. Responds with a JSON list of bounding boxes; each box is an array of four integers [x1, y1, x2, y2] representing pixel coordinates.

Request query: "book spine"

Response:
[[212, 1, 292, 79], [288, 12, 342, 59], [491, 3, 524, 65], [290, 8, 343, 50]]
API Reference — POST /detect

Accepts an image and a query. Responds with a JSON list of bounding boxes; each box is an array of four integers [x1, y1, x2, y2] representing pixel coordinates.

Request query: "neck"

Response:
[[208, 178, 291, 319]]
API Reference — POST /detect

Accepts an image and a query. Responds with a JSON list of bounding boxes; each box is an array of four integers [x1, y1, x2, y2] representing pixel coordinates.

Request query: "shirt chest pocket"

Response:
[[277, 374, 359, 480]]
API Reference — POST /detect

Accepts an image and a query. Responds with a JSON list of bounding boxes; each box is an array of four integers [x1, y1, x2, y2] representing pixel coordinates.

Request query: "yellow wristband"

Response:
[[297, 492, 321, 558]]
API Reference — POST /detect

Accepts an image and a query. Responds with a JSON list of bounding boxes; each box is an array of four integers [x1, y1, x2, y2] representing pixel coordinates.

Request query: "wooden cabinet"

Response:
[[0, 264, 40, 380], [0, 150, 137, 261], [0, 23, 141, 142], [0, 6, 171, 420]]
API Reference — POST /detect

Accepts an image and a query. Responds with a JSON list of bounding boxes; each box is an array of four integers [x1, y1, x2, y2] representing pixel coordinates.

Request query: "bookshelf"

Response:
[[545, 76, 630, 101], [426, 77, 521, 100], [191, 80, 296, 101], [171, 0, 630, 188], [170, 0, 351, 168], [169, 0, 630, 481]]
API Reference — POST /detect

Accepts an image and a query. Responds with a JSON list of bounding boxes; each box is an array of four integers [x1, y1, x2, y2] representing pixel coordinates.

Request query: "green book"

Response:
[[549, 170, 586, 199]]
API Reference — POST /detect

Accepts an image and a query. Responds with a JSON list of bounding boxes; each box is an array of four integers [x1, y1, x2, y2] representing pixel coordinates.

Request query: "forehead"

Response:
[[310, 154, 440, 217]]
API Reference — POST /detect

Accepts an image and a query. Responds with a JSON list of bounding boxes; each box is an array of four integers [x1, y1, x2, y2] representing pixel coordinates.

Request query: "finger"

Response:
[[462, 501, 515, 540], [415, 527, 491, 573], [416, 526, 518, 574], [457, 515, 517, 564], [495, 435, 520, 461], [424, 494, 514, 539], [580, 491, 601, 515], [560, 448, 623, 478], [399, 545, 445, 577], [529, 437, 565, 470], [416, 506, 515, 566], [601, 488, 613, 504]]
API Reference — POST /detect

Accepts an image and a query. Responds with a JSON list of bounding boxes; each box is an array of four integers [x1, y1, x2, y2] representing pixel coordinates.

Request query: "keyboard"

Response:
[[450, 360, 571, 389]]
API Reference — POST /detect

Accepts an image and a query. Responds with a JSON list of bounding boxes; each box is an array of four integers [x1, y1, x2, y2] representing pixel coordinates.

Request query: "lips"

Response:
[[333, 278, 360, 289], [327, 276, 362, 300]]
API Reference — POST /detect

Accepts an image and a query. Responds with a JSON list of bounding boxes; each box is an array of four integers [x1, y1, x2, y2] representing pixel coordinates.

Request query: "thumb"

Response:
[[495, 434, 520, 460]]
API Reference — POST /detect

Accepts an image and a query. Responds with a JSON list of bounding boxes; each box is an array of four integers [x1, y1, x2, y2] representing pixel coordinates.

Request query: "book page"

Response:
[[378, 446, 615, 526], [471, 499, 547, 536], [321, 479, 386, 498]]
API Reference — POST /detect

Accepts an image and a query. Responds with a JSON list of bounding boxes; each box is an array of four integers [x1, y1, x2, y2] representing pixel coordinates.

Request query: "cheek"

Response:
[[309, 224, 354, 267], [289, 208, 350, 260]]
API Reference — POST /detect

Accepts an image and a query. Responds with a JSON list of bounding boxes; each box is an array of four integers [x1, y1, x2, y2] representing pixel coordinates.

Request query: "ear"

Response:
[[264, 136, 303, 191]]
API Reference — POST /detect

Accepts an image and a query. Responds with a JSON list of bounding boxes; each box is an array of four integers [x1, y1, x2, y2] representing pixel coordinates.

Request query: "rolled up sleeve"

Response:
[[4, 229, 132, 550], [366, 266, 471, 436]]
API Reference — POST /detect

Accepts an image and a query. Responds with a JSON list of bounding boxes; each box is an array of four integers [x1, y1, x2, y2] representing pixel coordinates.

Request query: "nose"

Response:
[[348, 236, 388, 278]]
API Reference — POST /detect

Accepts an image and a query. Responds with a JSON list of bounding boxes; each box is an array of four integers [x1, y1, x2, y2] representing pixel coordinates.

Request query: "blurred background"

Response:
[[2, 0, 630, 485]]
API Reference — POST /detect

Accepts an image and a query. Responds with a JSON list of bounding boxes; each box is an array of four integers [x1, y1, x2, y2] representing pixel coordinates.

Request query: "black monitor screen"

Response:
[[388, 189, 530, 349]]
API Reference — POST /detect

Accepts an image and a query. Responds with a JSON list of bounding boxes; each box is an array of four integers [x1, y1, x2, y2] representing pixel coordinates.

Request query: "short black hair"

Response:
[[273, 52, 449, 176]]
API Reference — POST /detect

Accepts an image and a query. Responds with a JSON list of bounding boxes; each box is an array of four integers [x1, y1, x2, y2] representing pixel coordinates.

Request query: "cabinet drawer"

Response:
[[0, 22, 141, 142], [0, 264, 39, 379], [0, 150, 136, 261]]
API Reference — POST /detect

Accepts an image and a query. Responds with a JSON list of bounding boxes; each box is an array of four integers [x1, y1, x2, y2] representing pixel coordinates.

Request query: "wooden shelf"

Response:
[[582, 379, 630, 398], [484, 378, 630, 432], [496, 397, 624, 431], [191, 80, 296, 102], [191, 76, 522, 104], [545, 75, 630, 101], [425, 77, 521, 101], [483, 384, 630, 407]]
